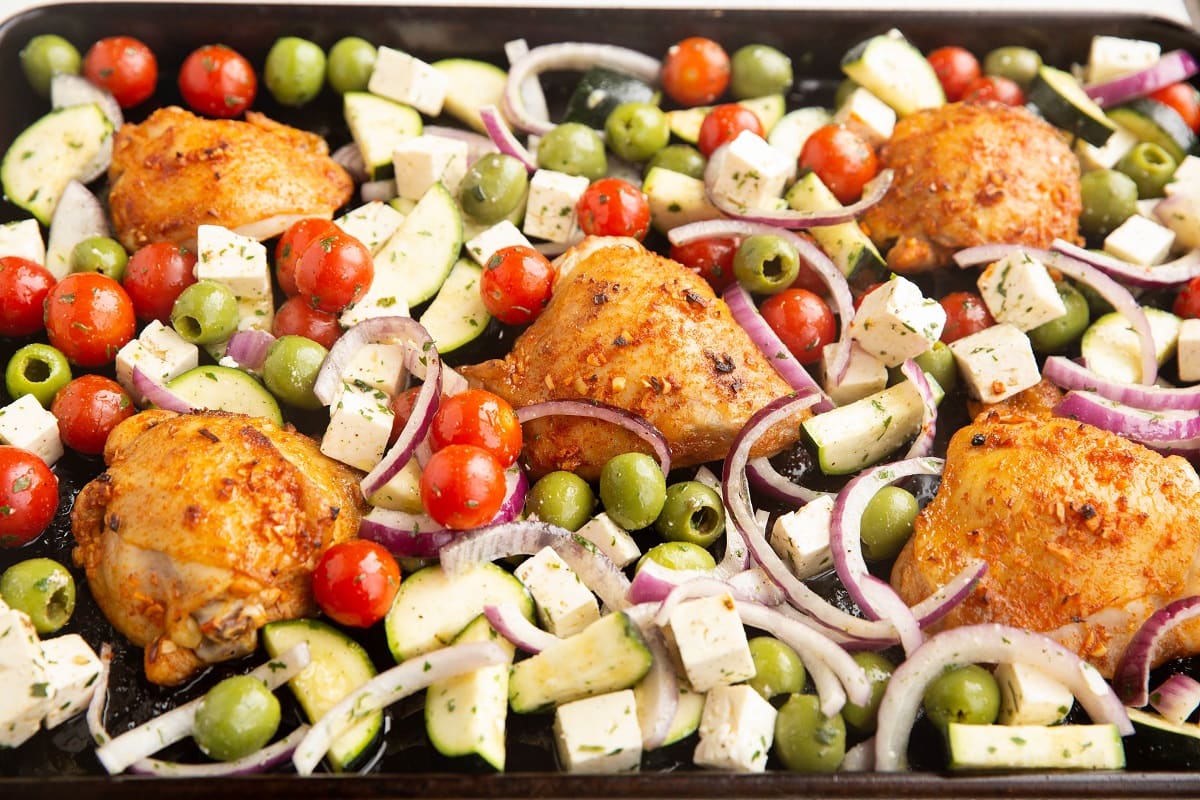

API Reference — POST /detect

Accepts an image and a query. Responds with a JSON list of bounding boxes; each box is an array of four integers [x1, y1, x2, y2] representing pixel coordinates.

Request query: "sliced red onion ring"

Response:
[[331, 142, 369, 183], [127, 725, 310, 777], [955, 243, 1157, 385], [1044, 355, 1200, 411], [224, 329, 276, 371], [841, 737, 875, 772], [479, 104, 538, 173], [484, 602, 560, 653], [86, 643, 114, 747], [1113, 595, 1200, 707], [504, 39, 550, 125], [1150, 672, 1200, 725], [131, 366, 193, 413], [714, 507, 753, 577], [874, 624, 1132, 771], [899, 360, 937, 459], [1051, 237, 1200, 289], [1054, 389, 1200, 442], [360, 179, 395, 204], [652, 575, 762, 628], [423, 125, 499, 166], [625, 559, 783, 607], [293, 641, 510, 775], [515, 399, 671, 476], [621, 603, 681, 751], [1085, 49, 1200, 108], [746, 456, 831, 506]]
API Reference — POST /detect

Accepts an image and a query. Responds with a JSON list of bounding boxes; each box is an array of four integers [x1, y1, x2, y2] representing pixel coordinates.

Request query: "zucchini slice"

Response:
[[564, 66, 657, 129], [1027, 65, 1117, 147], [946, 722, 1125, 770], [840, 30, 944, 117], [1126, 707, 1200, 769], [1107, 98, 1198, 164]]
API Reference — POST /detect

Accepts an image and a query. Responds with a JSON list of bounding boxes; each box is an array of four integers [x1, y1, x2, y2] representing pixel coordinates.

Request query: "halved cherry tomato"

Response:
[[44, 272, 136, 367], [480, 244, 555, 326], [430, 389, 522, 467], [272, 295, 342, 350], [962, 75, 1025, 106], [294, 229, 373, 313], [0, 257, 55, 337], [50, 375, 134, 455], [661, 37, 730, 107], [798, 124, 880, 204], [0, 446, 59, 548], [123, 242, 198, 323], [178, 44, 257, 118], [759, 288, 837, 365], [669, 236, 739, 292], [926, 46, 981, 102], [1150, 82, 1200, 134], [311, 540, 402, 628], [697, 103, 764, 158], [388, 386, 423, 445], [276, 218, 339, 297], [939, 290, 995, 343], [420, 443, 507, 530], [575, 177, 651, 240], [1173, 275, 1200, 319], [83, 36, 157, 108]]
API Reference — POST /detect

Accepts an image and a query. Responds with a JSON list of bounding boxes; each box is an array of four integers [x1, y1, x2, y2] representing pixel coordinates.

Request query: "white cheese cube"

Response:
[[849, 276, 946, 367], [769, 493, 835, 579], [693, 684, 777, 773], [818, 341, 888, 406], [1157, 192, 1200, 250], [1177, 318, 1200, 383], [523, 169, 590, 244], [574, 513, 641, 569], [320, 381, 394, 471], [464, 220, 534, 267], [706, 130, 792, 211], [0, 394, 63, 466], [365, 457, 423, 513], [1087, 36, 1161, 84], [994, 661, 1074, 726], [1166, 155, 1200, 198], [0, 604, 51, 748], [1075, 127, 1138, 172], [1104, 214, 1176, 266], [194, 225, 272, 300], [949, 323, 1041, 403], [39, 634, 101, 729], [553, 689, 642, 773], [977, 250, 1067, 332], [336, 201, 405, 255], [666, 594, 755, 692], [115, 319, 200, 402], [368, 46, 448, 117], [338, 342, 408, 398], [393, 135, 469, 201], [514, 546, 601, 638], [234, 293, 274, 333], [0, 218, 45, 265], [832, 87, 895, 148]]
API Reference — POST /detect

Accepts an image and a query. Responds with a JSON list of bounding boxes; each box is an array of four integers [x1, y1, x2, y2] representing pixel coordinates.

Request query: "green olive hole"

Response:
[[763, 257, 787, 283], [176, 315, 203, 340], [21, 358, 51, 383], [45, 587, 71, 626], [691, 506, 721, 535]]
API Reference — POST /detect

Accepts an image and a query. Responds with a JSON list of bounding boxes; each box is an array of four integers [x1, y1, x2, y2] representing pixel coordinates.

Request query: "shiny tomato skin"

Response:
[[272, 295, 342, 350], [0, 446, 59, 548], [178, 44, 257, 118], [480, 245, 555, 325], [123, 242, 198, 323], [311, 540, 402, 628], [275, 218, 338, 298], [759, 288, 837, 365], [962, 75, 1025, 106], [1173, 276, 1200, 319], [420, 443, 507, 530], [83, 36, 157, 108], [798, 124, 880, 204], [939, 290, 996, 343], [0, 257, 55, 337], [669, 236, 740, 292], [44, 273, 136, 367], [926, 46, 981, 102], [50, 375, 135, 455], [294, 230, 373, 313], [430, 389, 522, 467], [661, 37, 731, 107], [575, 177, 652, 240], [697, 103, 764, 158], [1149, 82, 1200, 134]]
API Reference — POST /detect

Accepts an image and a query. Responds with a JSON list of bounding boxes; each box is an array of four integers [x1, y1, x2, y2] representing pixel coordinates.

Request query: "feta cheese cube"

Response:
[[40, 634, 101, 729], [336, 201, 405, 255], [338, 342, 408, 398], [995, 661, 1074, 726], [0, 604, 51, 748], [1075, 127, 1138, 172], [948, 323, 1041, 403], [1166, 155, 1200, 198], [115, 319, 200, 402], [464, 220, 534, 267], [0, 394, 62, 466], [0, 218, 45, 265], [393, 135, 469, 201], [832, 87, 896, 148], [849, 276, 946, 367], [818, 341, 888, 405], [770, 493, 836, 579], [1087, 36, 1161, 84], [1177, 318, 1200, 383], [365, 457, 424, 513], [523, 169, 590, 244], [368, 46, 448, 117], [320, 381, 394, 471], [194, 225, 272, 300], [1104, 214, 1176, 266], [706, 130, 792, 211], [514, 547, 601, 638], [574, 513, 641, 568], [693, 684, 777, 773], [666, 594, 755, 692], [977, 250, 1067, 332], [553, 689, 642, 773]]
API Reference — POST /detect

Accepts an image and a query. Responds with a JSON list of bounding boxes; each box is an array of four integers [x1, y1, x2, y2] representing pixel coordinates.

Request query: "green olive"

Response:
[[1079, 168, 1138, 239], [604, 101, 670, 163], [922, 663, 1000, 734], [459, 153, 530, 224], [5, 343, 72, 408], [774, 693, 845, 773], [599, 452, 667, 530], [653, 480, 725, 547], [327, 37, 377, 95], [644, 144, 706, 180], [915, 340, 957, 395], [261, 335, 328, 410], [860, 485, 919, 561], [264, 36, 327, 107], [170, 280, 240, 345], [19, 34, 81, 97], [537, 122, 607, 181], [1027, 281, 1090, 354], [746, 636, 806, 701], [841, 651, 895, 735], [1116, 141, 1178, 199], [525, 471, 595, 531], [0, 558, 76, 634], [730, 44, 793, 100], [733, 234, 800, 295], [982, 46, 1042, 88], [636, 541, 716, 573], [71, 235, 128, 281], [193, 675, 281, 762]]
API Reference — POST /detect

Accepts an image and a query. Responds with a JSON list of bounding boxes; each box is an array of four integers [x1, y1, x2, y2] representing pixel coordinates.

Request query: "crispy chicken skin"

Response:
[[71, 410, 364, 685], [461, 238, 808, 479], [861, 102, 1082, 274], [107, 106, 354, 251], [891, 410, 1200, 677]]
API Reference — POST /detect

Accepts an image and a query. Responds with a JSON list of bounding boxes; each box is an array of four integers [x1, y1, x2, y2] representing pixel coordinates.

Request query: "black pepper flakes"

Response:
[[593, 292, 608, 305], [198, 428, 220, 443], [971, 433, 986, 446], [1078, 503, 1097, 520]]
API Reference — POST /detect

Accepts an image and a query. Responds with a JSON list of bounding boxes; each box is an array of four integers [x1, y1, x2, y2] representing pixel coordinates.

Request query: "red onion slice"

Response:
[[899, 360, 937, 459], [1051, 237, 1200, 289], [131, 366, 193, 413], [331, 142, 369, 183], [1113, 595, 1200, 707], [423, 125, 499, 166], [1044, 355, 1200, 411], [626, 559, 783, 607], [746, 456, 831, 506], [620, 603, 681, 750], [484, 602, 560, 653], [874, 624, 1132, 772], [1150, 672, 1200, 725], [1054, 389, 1200, 442], [127, 725, 310, 777], [515, 399, 671, 476], [504, 39, 550, 125], [479, 104, 538, 173], [841, 737, 875, 772], [1085, 49, 1200, 108], [224, 329, 276, 371]]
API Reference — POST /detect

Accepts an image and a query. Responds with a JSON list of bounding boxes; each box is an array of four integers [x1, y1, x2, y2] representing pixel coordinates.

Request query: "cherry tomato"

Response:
[[276, 218, 338, 297], [575, 177, 652, 240], [44, 272, 136, 367], [178, 44, 257, 118], [1149, 82, 1200, 134], [669, 236, 739, 292], [759, 288, 837, 365], [798, 124, 880, 205], [420, 443, 507, 530], [82, 36, 157, 108], [0, 446, 58, 548], [480, 244, 555, 326], [388, 386, 423, 445], [939, 290, 995, 344], [1173, 275, 1200, 319], [273, 295, 342, 350], [926, 46, 981, 102], [697, 103, 765, 158], [961, 75, 1025, 106], [430, 389, 522, 467], [661, 37, 730, 107], [123, 242, 198, 323], [294, 229, 373, 313], [0, 257, 55, 337], [311, 540, 402, 628], [50, 375, 135, 455]]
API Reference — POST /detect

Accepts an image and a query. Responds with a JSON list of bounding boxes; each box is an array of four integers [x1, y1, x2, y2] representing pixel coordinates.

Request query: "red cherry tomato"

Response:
[[420, 444, 507, 530], [50, 375, 135, 455], [294, 229, 373, 313], [660, 37, 730, 107], [44, 272, 136, 367], [0, 446, 59, 548], [962, 75, 1025, 106], [697, 103, 765, 158], [83, 36, 157, 108], [1173, 275, 1200, 319], [388, 385, 423, 445], [575, 177, 652, 241], [123, 242, 198, 323], [798, 124, 880, 205], [926, 46, 981, 102], [0, 257, 55, 337], [178, 44, 257, 118], [276, 218, 338, 297], [311, 540, 402, 628], [669, 236, 740, 292], [939, 290, 996, 344], [480, 244, 555, 326], [759, 288, 837, 365], [1149, 82, 1200, 134], [273, 295, 342, 350], [430, 389, 522, 467]]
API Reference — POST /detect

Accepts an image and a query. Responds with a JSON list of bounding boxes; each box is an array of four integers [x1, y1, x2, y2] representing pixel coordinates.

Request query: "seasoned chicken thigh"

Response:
[[71, 410, 364, 685]]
